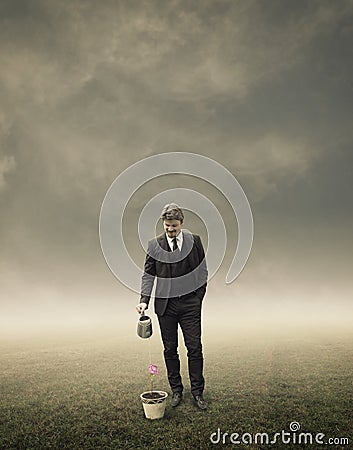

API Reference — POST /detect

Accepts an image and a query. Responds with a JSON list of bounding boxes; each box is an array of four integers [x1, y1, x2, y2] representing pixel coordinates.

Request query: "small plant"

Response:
[[148, 364, 159, 392]]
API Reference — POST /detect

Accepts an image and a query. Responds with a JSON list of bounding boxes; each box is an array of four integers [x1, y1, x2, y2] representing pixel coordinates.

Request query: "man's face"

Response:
[[163, 219, 183, 238]]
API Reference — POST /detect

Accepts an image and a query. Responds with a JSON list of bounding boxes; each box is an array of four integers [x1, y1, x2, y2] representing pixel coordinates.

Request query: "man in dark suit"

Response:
[[136, 203, 208, 410]]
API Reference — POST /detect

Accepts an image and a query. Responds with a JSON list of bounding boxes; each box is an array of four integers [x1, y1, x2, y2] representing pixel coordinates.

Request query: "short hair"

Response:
[[160, 203, 184, 222]]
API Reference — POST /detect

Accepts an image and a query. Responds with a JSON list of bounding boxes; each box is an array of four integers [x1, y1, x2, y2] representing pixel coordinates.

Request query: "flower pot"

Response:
[[140, 391, 168, 419]]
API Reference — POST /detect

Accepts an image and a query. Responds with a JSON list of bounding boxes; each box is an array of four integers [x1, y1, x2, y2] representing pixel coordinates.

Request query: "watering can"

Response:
[[137, 312, 153, 339]]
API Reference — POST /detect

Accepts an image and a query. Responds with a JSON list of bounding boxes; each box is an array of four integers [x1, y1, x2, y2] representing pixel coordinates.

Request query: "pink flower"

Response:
[[148, 364, 159, 391], [148, 364, 159, 375]]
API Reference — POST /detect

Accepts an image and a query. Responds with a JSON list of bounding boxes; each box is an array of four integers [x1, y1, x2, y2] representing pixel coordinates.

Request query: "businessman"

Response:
[[136, 203, 208, 410]]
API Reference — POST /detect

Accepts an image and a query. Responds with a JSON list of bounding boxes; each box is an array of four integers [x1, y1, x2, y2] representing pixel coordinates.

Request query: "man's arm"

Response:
[[194, 235, 208, 300], [139, 240, 157, 309]]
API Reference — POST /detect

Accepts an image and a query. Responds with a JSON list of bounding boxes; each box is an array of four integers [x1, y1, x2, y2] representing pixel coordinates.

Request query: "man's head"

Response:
[[160, 203, 184, 238]]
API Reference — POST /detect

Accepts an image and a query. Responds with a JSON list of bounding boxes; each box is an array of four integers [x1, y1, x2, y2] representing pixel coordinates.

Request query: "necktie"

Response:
[[172, 237, 178, 251]]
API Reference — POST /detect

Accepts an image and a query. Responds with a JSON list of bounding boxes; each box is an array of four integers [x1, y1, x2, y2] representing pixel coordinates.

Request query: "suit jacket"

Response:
[[140, 230, 208, 316]]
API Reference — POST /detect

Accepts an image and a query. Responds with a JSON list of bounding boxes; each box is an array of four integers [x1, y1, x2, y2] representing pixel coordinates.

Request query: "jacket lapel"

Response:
[[157, 233, 170, 251]]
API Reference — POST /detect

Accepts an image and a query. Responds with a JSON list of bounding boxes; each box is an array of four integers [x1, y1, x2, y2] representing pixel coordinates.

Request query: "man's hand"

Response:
[[136, 302, 147, 315]]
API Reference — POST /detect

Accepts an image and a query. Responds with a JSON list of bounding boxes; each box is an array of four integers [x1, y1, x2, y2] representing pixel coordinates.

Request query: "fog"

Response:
[[1, 1, 352, 339]]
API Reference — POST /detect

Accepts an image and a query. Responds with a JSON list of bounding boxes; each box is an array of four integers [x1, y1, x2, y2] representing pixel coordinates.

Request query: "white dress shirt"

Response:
[[166, 230, 183, 251]]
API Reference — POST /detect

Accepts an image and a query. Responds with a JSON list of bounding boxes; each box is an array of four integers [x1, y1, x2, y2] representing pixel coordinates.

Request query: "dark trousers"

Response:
[[157, 295, 204, 397]]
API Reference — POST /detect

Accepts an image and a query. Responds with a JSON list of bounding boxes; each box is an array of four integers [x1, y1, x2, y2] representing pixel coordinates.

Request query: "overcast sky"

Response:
[[1, 0, 352, 333]]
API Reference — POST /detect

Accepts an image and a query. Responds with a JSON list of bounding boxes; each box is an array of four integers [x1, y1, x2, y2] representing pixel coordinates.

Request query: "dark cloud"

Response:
[[0, 0, 352, 327]]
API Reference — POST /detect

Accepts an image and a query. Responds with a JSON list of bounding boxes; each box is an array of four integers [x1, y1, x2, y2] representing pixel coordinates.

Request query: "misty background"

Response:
[[1, 0, 352, 337]]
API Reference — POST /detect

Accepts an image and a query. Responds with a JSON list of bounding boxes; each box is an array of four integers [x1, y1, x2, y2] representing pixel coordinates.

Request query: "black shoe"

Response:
[[194, 394, 207, 410], [171, 392, 182, 407]]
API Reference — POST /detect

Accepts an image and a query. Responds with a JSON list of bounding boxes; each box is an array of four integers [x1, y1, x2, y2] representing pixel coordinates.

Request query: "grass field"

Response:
[[1, 326, 352, 449]]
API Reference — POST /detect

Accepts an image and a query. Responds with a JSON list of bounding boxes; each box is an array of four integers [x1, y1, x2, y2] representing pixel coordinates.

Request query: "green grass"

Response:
[[0, 329, 352, 449]]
